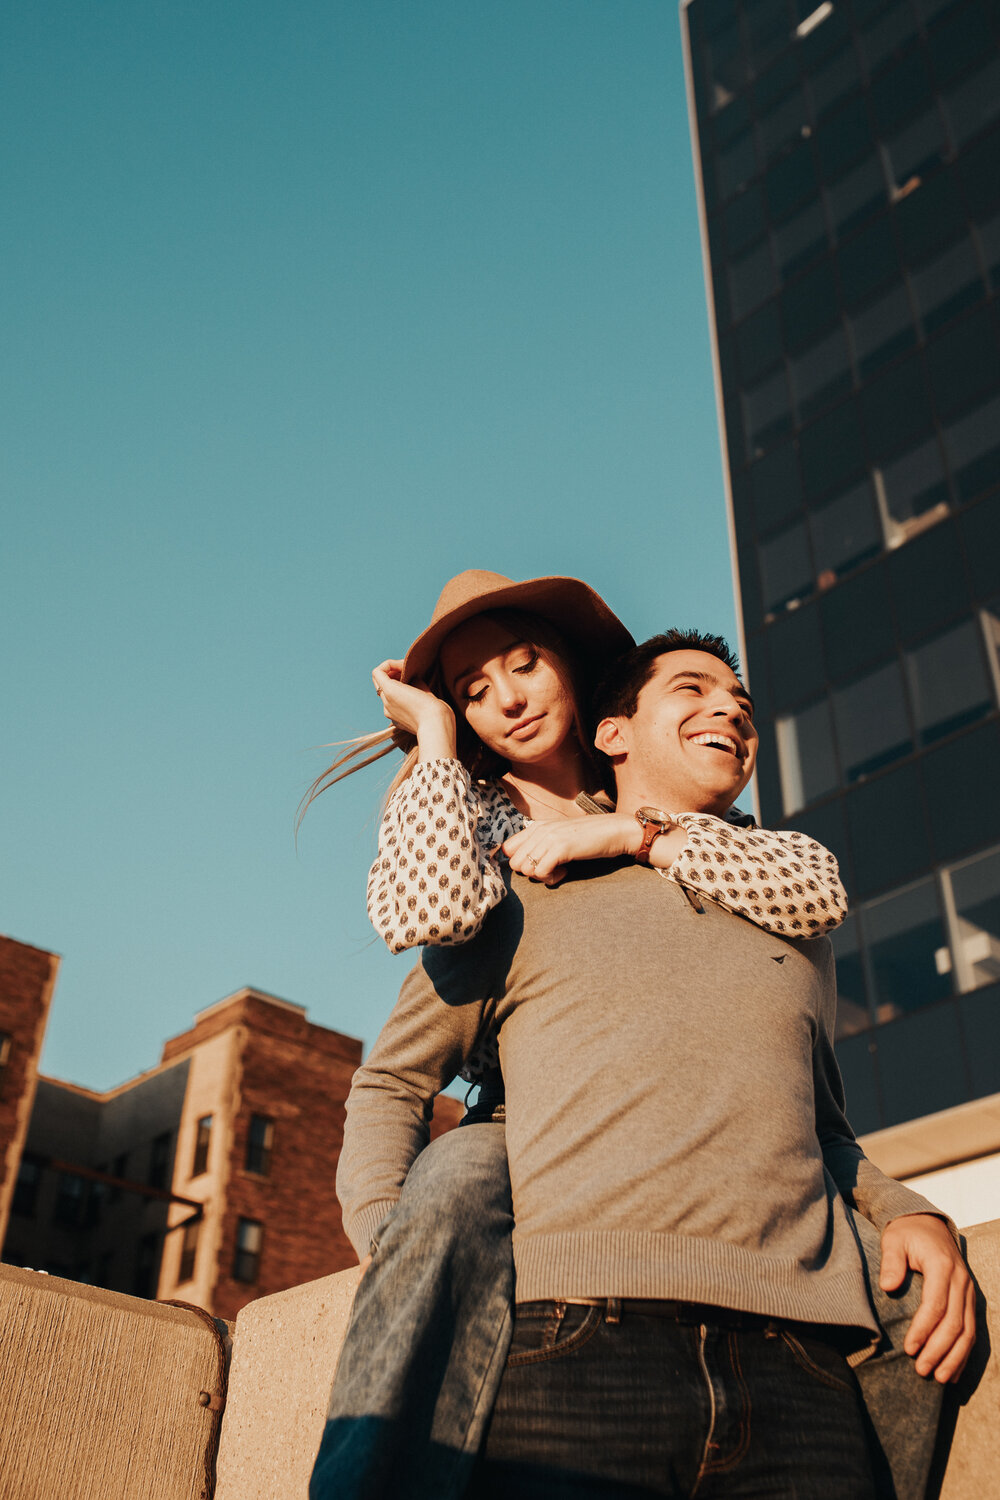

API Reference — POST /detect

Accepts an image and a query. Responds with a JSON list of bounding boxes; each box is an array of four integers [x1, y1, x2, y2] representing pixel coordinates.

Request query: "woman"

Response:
[[307, 572, 922, 1500]]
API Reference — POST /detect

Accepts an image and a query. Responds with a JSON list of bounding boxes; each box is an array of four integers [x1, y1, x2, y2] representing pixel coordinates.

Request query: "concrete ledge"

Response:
[[0, 1264, 227, 1500], [215, 1224, 999, 1500], [214, 1265, 361, 1500]]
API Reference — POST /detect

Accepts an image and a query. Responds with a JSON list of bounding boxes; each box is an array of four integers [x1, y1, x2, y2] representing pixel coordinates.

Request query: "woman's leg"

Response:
[[851, 1207, 946, 1500], [309, 1120, 513, 1500]]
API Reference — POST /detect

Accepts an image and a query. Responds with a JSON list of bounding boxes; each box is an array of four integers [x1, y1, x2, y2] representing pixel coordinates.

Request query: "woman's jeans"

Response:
[[309, 1120, 943, 1500]]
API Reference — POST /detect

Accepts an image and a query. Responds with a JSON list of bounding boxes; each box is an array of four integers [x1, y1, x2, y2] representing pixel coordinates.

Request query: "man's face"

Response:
[[610, 649, 758, 815]]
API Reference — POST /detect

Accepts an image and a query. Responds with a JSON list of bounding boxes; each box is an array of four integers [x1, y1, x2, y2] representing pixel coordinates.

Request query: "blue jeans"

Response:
[[309, 1120, 513, 1500], [311, 1119, 941, 1500], [476, 1300, 877, 1497]]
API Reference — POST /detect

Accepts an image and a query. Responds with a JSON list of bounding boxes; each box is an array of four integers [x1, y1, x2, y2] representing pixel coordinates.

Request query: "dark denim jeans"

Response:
[[476, 1300, 878, 1498], [310, 1119, 941, 1500]]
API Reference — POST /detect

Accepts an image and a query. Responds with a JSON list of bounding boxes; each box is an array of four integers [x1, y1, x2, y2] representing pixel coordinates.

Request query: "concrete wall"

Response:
[[2, 1219, 996, 1498], [0, 1264, 227, 1500]]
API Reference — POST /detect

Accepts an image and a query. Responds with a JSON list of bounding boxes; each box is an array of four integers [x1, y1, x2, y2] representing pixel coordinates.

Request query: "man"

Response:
[[337, 632, 975, 1497]]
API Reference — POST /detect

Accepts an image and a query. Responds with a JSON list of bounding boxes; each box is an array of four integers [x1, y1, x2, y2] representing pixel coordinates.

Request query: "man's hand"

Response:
[[880, 1213, 976, 1382]]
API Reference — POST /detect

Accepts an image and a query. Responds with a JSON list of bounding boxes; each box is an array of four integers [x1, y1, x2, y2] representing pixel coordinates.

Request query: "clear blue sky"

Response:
[[2, 1, 740, 1091]]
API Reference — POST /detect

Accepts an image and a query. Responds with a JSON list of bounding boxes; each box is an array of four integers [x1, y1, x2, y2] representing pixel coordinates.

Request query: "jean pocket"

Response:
[[507, 1303, 604, 1368], [778, 1330, 856, 1395]]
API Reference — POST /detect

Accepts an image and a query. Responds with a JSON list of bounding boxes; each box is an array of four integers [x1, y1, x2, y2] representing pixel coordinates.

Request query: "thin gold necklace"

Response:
[[501, 777, 589, 820]]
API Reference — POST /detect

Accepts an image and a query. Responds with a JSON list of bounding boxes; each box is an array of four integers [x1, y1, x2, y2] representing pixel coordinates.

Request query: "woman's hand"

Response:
[[503, 813, 643, 884], [372, 660, 457, 760]]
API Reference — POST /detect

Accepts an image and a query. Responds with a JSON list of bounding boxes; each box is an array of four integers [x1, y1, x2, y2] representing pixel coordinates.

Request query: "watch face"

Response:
[[637, 805, 672, 827]]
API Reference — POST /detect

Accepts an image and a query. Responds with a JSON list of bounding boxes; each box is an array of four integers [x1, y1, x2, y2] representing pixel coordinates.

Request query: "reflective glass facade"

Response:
[[682, 0, 1000, 1130]]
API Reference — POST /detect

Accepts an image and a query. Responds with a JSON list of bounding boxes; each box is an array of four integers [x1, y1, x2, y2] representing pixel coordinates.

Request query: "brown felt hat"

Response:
[[401, 570, 635, 685]]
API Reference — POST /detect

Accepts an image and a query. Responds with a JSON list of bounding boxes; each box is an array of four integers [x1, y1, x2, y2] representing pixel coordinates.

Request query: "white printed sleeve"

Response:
[[668, 814, 848, 938], [367, 761, 523, 954]]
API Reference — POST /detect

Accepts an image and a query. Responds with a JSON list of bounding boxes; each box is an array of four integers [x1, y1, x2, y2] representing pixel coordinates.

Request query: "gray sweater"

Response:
[[338, 859, 945, 1339]]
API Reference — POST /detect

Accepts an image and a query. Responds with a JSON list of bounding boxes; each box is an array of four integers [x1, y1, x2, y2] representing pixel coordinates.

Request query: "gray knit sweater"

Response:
[[338, 859, 945, 1339]]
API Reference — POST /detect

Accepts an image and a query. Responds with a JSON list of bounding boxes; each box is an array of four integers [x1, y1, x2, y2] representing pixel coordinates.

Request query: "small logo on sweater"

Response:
[[771, 955, 786, 964]]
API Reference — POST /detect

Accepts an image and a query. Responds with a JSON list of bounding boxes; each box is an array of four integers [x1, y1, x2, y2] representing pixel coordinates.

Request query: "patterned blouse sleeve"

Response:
[[667, 813, 848, 938], [367, 761, 523, 954]]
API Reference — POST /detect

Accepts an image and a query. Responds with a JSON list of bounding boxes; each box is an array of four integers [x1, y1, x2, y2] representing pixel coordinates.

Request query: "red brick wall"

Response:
[[209, 1014, 464, 1322], [0, 936, 59, 1244]]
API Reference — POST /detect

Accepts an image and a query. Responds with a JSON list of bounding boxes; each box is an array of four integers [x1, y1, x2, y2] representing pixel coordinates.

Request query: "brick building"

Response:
[[2, 981, 462, 1322], [0, 935, 60, 1246]]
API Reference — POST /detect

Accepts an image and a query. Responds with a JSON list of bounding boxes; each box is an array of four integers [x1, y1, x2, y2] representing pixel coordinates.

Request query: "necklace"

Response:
[[501, 777, 591, 820]]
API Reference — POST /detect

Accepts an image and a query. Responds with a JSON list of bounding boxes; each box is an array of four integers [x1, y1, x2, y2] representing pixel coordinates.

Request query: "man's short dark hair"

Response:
[[594, 630, 742, 722]]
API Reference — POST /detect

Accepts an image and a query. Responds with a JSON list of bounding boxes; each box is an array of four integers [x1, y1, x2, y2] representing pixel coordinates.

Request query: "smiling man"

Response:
[[337, 630, 974, 1498]]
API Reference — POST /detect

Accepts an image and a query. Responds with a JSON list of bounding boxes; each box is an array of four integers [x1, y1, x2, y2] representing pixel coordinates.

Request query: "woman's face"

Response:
[[438, 615, 578, 767]]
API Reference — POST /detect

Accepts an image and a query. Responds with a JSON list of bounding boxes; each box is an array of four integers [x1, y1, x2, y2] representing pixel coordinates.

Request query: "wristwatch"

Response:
[[634, 806, 676, 865]]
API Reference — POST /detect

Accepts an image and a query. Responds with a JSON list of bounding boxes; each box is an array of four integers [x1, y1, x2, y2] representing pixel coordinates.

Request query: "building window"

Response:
[[759, 520, 813, 616], [849, 284, 915, 379], [904, 620, 994, 746], [52, 1173, 86, 1228], [233, 1218, 263, 1283], [943, 394, 1000, 504], [12, 1154, 43, 1218], [809, 479, 882, 582], [178, 1219, 200, 1283], [133, 1233, 161, 1299], [874, 440, 949, 548], [910, 238, 984, 336], [833, 661, 913, 782], [743, 365, 793, 458], [246, 1115, 275, 1177], [863, 877, 952, 1023], [148, 1132, 172, 1191], [776, 699, 840, 815], [945, 846, 1000, 994], [191, 1116, 212, 1178], [110, 1151, 128, 1203], [831, 914, 871, 1039]]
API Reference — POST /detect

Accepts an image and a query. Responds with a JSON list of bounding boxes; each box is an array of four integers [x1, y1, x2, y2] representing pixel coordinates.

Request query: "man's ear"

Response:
[[594, 716, 629, 759]]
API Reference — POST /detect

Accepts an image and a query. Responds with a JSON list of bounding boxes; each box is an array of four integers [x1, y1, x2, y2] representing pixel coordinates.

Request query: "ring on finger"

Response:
[[527, 856, 538, 869]]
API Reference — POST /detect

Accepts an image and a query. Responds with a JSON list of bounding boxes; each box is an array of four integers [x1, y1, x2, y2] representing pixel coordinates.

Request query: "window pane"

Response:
[[850, 283, 915, 377], [864, 877, 952, 1020], [831, 914, 872, 1037], [925, 308, 1000, 420], [834, 661, 913, 781], [718, 129, 759, 200], [729, 239, 775, 320], [871, 49, 934, 138], [905, 620, 993, 745], [816, 94, 873, 183], [943, 57, 1000, 147], [950, 847, 1000, 993], [743, 365, 793, 457], [826, 155, 886, 237], [808, 44, 862, 118], [977, 209, 1000, 291], [790, 324, 853, 421], [759, 520, 813, 613], [782, 256, 840, 351], [810, 479, 881, 579], [725, 183, 767, 254], [876, 436, 949, 544], [705, 24, 749, 111], [765, 139, 819, 222], [772, 200, 829, 278], [838, 216, 900, 307], [942, 394, 1000, 503], [799, 398, 867, 502], [883, 107, 949, 190], [859, 1, 918, 74], [776, 697, 839, 813], [750, 439, 803, 531], [758, 87, 811, 164], [911, 238, 984, 334]]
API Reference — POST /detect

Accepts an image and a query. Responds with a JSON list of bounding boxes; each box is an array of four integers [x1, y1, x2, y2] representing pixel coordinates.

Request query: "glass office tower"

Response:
[[681, 0, 1000, 1131]]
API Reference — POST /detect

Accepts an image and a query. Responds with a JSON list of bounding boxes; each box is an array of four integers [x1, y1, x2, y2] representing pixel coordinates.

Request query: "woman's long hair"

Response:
[[297, 607, 602, 830]]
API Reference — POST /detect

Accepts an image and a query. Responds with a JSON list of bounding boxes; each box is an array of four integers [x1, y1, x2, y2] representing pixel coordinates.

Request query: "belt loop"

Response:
[[605, 1297, 621, 1325]]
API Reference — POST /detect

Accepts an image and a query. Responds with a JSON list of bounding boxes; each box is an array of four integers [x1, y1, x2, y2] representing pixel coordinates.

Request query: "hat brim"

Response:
[[402, 575, 635, 686]]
